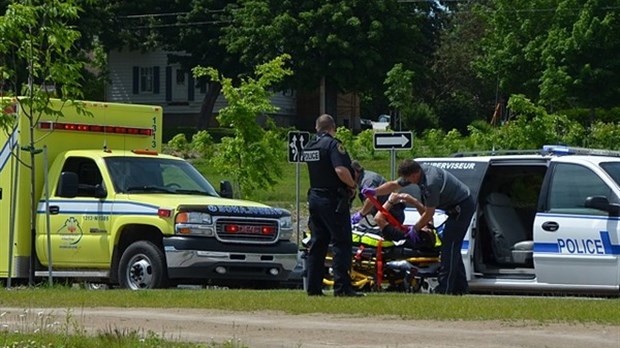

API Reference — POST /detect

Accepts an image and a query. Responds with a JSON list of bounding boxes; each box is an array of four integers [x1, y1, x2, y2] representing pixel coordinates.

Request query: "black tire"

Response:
[[118, 241, 168, 290]]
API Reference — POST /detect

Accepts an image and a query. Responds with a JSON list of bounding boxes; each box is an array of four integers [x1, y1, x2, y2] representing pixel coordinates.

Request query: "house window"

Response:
[[140, 67, 154, 92]]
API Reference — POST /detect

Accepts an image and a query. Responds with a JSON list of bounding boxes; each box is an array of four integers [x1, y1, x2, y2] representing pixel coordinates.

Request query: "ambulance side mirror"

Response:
[[57, 172, 79, 198], [220, 180, 233, 199]]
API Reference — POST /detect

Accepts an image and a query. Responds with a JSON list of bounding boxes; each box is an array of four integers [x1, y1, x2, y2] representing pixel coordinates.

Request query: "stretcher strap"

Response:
[[363, 192, 408, 232], [362, 191, 409, 289]]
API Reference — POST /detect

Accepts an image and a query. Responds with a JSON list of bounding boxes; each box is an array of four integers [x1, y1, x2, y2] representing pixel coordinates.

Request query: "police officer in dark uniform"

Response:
[[304, 114, 362, 297], [363, 159, 475, 295]]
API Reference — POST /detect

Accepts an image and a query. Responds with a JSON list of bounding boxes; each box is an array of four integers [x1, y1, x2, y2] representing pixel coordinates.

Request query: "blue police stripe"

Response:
[[36, 200, 159, 216], [533, 231, 620, 255], [0, 127, 18, 172], [533, 242, 559, 253], [601, 231, 620, 255]]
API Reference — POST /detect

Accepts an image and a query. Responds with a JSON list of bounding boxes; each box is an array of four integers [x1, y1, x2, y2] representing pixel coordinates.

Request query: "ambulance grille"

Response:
[[215, 218, 279, 244]]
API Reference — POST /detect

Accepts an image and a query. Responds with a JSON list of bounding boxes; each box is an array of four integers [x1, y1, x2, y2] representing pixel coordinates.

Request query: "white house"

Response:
[[105, 48, 298, 132]]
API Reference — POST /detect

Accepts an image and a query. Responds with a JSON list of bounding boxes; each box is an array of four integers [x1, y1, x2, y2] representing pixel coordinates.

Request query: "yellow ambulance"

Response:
[[0, 98, 296, 289]]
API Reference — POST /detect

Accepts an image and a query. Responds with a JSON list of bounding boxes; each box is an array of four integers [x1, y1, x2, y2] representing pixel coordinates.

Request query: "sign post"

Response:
[[288, 131, 310, 245], [373, 131, 413, 179]]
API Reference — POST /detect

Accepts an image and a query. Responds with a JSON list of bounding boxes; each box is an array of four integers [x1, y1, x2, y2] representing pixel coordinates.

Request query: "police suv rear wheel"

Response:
[[119, 241, 168, 290]]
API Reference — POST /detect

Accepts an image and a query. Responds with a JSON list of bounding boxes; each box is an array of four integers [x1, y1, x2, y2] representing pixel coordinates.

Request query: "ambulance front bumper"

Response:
[[163, 236, 298, 281]]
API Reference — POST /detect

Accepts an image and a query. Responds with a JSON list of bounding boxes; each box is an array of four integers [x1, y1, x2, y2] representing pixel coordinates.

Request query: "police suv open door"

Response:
[[415, 159, 489, 281], [534, 156, 620, 289]]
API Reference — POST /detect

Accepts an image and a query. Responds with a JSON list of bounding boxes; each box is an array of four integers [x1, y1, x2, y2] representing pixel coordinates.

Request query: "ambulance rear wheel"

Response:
[[119, 241, 168, 290]]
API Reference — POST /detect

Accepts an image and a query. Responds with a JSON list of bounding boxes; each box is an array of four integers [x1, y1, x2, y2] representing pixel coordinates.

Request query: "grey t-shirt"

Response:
[[358, 169, 388, 203], [397, 163, 470, 209], [359, 169, 405, 220]]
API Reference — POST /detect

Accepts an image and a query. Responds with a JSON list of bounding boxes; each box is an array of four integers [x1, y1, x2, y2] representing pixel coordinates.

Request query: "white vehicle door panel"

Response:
[[534, 160, 620, 286], [415, 159, 489, 281]]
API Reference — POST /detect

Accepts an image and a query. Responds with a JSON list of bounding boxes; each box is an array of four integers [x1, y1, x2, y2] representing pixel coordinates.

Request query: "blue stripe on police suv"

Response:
[[535, 231, 620, 255]]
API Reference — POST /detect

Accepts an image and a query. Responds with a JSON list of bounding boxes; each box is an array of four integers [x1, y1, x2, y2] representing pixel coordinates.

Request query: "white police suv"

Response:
[[403, 145, 620, 296]]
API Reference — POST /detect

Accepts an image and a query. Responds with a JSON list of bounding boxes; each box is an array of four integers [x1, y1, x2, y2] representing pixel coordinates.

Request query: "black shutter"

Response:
[[153, 66, 160, 94], [132, 67, 139, 94], [165, 66, 172, 101], [188, 73, 194, 101]]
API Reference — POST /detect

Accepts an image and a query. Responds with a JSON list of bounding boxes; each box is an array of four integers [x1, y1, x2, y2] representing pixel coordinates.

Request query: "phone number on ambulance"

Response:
[[83, 215, 110, 221]]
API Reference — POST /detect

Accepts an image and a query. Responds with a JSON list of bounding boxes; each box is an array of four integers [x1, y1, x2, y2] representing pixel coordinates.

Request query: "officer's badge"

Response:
[[337, 143, 347, 154]]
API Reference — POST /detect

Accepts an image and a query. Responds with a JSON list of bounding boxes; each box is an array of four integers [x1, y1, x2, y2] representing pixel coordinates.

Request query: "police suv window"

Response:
[[548, 163, 615, 215], [600, 162, 620, 187]]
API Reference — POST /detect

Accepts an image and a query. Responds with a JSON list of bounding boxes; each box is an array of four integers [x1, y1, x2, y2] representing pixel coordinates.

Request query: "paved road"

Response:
[[2, 307, 619, 348]]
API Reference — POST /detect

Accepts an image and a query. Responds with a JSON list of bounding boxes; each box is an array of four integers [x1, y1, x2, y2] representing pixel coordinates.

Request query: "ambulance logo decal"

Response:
[[58, 217, 83, 246]]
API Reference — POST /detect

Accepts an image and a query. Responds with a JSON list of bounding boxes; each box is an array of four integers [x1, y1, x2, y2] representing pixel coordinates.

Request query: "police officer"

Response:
[[363, 159, 475, 295], [350, 160, 405, 226], [305, 114, 362, 297]]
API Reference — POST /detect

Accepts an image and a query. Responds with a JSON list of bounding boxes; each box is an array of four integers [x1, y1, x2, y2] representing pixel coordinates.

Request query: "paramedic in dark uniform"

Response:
[[305, 114, 361, 297], [350, 160, 405, 226], [362, 159, 475, 295]]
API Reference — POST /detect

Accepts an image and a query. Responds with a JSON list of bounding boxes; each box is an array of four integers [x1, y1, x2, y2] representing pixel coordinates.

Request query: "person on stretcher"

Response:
[[374, 192, 437, 249]]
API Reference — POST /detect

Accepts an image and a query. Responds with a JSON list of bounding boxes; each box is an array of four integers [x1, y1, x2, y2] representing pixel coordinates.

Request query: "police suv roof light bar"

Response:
[[542, 145, 620, 158]]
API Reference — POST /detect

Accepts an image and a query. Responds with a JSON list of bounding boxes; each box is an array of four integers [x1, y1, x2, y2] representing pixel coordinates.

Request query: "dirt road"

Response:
[[2, 307, 618, 347]]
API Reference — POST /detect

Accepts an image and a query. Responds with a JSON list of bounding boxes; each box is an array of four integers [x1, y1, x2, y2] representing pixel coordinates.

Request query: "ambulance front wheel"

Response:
[[118, 241, 169, 290]]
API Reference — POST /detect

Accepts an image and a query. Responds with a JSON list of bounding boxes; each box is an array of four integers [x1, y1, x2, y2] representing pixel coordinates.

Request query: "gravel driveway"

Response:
[[2, 307, 618, 348]]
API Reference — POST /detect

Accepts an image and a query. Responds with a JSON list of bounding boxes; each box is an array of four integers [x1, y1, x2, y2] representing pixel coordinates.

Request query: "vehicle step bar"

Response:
[[34, 270, 109, 278]]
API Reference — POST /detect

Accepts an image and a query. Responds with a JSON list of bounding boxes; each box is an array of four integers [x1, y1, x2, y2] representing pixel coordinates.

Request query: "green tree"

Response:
[[192, 54, 293, 198], [431, 2, 495, 131], [223, 0, 442, 122], [475, 0, 620, 112], [538, 0, 620, 110], [474, 0, 552, 101], [0, 0, 111, 100], [467, 95, 585, 150], [166, 0, 248, 129], [0, 0, 86, 284], [384, 63, 414, 131]]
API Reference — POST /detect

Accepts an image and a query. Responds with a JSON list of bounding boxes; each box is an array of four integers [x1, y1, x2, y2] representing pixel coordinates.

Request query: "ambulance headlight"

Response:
[[175, 212, 214, 236], [279, 215, 293, 241], [279, 215, 292, 229], [176, 212, 212, 224]]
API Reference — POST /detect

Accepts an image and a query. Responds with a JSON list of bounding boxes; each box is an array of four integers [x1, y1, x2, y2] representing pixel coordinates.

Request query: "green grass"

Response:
[[1, 287, 618, 325], [0, 331, 227, 348]]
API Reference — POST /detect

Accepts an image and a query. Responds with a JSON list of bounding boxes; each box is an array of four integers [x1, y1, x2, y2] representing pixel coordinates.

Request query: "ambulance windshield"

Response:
[[105, 157, 219, 196]]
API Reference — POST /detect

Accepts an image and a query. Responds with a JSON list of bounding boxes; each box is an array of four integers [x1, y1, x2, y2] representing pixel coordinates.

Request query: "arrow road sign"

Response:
[[288, 131, 311, 162], [373, 131, 413, 150]]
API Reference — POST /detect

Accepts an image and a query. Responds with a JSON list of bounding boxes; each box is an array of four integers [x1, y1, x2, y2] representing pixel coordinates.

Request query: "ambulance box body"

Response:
[[0, 98, 296, 289]]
